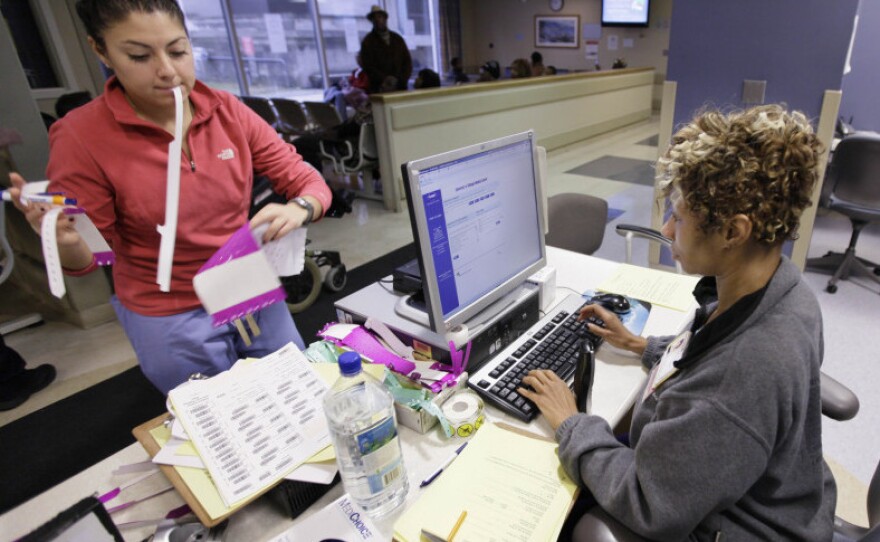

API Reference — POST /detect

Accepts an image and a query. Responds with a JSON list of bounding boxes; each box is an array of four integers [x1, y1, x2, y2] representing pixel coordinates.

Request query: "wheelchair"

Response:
[[250, 175, 348, 314]]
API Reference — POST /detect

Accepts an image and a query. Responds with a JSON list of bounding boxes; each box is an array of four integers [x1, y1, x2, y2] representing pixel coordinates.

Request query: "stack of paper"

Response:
[[393, 423, 577, 542], [148, 351, 388, 521]]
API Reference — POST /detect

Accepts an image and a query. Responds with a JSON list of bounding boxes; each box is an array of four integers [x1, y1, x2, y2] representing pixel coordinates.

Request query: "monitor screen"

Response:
[[602, 0, 650, 26], [402, 131, 546, 333]]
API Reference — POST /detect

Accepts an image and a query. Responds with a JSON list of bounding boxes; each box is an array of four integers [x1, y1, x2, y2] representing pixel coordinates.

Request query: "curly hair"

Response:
[[656, 105, 822, 245]]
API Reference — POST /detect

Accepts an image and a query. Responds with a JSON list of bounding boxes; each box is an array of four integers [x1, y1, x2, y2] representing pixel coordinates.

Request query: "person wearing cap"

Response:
[[359, 5, 412, 93]]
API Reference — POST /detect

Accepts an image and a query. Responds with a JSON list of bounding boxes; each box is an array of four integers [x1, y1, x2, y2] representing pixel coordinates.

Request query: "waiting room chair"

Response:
[[545, 193, 608, 255], [319, 123, 378, 177], [271, 98, 310, 142], [239, 96, 280, 131], [302, 101, 343, 136], [806, 133, 880, 294]]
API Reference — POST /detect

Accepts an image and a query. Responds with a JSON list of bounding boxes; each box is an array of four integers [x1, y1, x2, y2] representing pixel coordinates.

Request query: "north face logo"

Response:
[[217, 148, 235, 160]]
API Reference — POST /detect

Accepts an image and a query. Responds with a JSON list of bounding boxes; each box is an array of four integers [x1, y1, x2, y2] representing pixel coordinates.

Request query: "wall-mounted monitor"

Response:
[[602, 0, 651, 27], [401, 131, 546, 334]]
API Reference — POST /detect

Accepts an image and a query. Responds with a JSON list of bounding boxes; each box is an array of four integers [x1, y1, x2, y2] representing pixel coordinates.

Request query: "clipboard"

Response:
[[133, 413, 276, 527]]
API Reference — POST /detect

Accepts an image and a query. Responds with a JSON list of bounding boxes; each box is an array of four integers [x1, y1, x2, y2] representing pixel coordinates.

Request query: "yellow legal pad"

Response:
[[597, 263, 700, 312], [393, 422, 578, 542]]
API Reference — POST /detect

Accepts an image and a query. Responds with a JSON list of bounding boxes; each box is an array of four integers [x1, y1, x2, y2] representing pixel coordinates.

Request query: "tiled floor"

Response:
[[4, 115, 878, 526]]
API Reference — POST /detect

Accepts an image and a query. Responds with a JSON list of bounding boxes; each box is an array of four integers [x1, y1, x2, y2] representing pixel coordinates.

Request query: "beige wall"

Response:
[[459, 0, 671, 109]]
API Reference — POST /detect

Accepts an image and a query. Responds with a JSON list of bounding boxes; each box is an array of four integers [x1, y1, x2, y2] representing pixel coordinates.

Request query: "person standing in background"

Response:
[[359, 5, 412, 93]]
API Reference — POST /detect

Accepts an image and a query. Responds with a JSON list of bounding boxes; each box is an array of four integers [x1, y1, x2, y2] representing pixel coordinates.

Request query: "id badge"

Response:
[[643, 330, 691, 400], [654, 330, 690, 389]]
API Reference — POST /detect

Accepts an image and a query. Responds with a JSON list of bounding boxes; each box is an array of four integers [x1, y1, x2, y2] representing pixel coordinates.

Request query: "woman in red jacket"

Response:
[[9, 0, 332, 394]]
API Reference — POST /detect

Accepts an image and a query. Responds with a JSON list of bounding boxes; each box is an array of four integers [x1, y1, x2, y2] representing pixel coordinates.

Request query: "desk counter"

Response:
[[0, 247, 693, 541]]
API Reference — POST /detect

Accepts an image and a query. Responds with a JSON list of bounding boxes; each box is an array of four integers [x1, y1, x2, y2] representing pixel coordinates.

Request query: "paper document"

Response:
[[393, 423, 577, 542], [268, 494, 382, 542], [597, 263, 700, 312], [169, 343, 331, 507]]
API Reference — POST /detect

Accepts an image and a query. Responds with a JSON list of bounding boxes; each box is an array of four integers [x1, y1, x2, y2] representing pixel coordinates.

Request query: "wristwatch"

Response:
[[291, 196, 314, 226]]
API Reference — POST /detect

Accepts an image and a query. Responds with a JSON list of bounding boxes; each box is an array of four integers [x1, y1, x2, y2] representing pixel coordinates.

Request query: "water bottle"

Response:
[[323, 352, 409, 517]]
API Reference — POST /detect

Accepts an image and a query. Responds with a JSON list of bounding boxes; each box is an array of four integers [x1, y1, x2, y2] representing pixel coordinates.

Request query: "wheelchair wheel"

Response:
[[323, 264, 347, 292], [282, 258, 322, 313]]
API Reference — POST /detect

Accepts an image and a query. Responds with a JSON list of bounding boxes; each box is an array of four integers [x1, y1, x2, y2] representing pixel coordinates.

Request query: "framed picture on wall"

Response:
[[535, 15, 580, 48]]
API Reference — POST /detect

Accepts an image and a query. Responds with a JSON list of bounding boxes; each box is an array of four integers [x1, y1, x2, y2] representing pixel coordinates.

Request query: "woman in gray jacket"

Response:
[[519, 105, 836, 541]]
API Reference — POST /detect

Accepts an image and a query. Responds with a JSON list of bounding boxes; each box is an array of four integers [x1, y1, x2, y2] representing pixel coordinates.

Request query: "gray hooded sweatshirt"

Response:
[[556, 256, 836, 541]]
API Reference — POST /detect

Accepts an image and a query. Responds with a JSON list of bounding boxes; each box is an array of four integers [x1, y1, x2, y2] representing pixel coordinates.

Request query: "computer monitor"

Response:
[[401, 131, 547, 334]]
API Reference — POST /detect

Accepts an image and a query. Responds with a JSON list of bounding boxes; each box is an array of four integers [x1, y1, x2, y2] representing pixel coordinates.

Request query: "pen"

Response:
[[420, 442, 468, 488], [1, 191, 77, 206]]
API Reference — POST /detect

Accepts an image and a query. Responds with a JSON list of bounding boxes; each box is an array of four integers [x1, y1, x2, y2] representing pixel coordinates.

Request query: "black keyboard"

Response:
[[468, 294, 604, 422]]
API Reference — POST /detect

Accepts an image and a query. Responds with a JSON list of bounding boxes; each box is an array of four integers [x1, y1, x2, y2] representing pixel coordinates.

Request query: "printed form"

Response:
[[169, 343, 330, 507]]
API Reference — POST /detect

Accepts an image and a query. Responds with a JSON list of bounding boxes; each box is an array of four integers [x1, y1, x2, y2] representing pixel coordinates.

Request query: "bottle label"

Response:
[[356, 416, 405, 494]]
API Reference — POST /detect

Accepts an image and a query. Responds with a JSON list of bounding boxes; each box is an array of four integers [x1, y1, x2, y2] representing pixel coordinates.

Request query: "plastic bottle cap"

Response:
[[338, 351, 362, 376]]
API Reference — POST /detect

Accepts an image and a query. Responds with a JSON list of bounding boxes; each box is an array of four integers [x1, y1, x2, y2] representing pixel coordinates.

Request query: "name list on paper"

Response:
[[169, 343, 331, 506]]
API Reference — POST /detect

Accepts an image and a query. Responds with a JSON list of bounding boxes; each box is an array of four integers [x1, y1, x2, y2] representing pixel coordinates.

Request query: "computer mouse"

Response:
[[591, 293, 631, 314]]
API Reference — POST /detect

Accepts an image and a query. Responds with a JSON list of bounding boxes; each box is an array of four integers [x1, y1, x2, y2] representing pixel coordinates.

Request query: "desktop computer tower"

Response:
[[334, 282, 541, 372]]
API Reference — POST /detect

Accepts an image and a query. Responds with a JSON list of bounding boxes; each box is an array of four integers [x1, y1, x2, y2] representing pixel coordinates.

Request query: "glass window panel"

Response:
[[180, 0, 240, 95], [386, 0, 438, 81], [230, 0, 323, 100], [316, 0, 374, 85]]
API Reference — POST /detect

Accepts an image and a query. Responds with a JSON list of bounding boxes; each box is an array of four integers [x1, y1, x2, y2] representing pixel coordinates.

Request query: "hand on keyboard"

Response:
[[517, 369, 578, 431], [578, 303, 647, 355]]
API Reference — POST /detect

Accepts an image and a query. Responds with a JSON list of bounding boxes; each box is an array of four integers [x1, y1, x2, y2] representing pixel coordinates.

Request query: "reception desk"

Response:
[[371, 67, 655, 211]]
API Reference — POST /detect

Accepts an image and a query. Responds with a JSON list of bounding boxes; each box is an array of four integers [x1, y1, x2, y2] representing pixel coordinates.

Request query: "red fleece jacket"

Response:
[[47, 77, 331, 316]]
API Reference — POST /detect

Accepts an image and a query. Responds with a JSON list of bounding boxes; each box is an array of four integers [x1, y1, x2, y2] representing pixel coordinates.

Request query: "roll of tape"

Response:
[[445, 324, 469, 351], [441, 389, 484, 438]]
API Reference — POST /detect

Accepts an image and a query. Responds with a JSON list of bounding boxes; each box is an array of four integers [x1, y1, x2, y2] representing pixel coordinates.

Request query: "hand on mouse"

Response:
[[579, 304, 647, 355]]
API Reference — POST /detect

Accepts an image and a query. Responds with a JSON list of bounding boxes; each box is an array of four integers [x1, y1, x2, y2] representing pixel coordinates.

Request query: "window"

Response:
[[180, 0, 440, 99], [1, 0, 76, 98]]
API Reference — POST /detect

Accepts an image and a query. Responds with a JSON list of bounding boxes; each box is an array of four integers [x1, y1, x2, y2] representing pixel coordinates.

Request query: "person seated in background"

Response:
[[545, 65, 558, 75], [510, 58, 531, 79], [448, 57, 469, 84], [530, 51, 545, 76], [477, 60, 500, 82], [348, 53, 370, 92], [414, 68, 441, 89], [519, 105, 836, 541]]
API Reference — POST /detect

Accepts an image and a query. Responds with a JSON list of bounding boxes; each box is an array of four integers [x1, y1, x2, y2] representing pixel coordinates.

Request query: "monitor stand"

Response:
[[394, 282, 538, 336]]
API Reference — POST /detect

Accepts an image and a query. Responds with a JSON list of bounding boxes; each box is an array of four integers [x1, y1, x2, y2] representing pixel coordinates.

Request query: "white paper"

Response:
[[192, 250, 281, 314], [153, 438, 205, 469], [285, 460, 338, 485], [608, 35, 619, 50], [268, 494, 382, 542], [256, 225, 307, 277], [153, 437, 337, 485], [265, 13, 288, 54], [169, 343, 331, 506]]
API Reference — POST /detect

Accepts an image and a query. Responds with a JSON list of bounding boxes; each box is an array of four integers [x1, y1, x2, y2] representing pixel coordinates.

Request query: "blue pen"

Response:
[[420, 442, 468, 488]]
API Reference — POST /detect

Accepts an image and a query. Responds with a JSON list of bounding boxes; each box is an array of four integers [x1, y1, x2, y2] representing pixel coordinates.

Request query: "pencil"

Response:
[[447, 510, 467, 541]]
